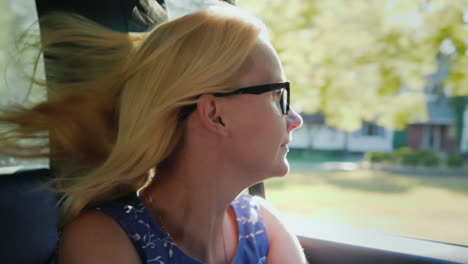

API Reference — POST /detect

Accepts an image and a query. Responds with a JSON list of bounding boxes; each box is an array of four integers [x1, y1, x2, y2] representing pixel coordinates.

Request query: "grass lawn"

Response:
[[264, 167, 468, 246]]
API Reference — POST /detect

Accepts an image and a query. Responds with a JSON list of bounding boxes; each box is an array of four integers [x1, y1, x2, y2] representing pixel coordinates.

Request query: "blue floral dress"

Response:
[[93, 194, 269, 264]]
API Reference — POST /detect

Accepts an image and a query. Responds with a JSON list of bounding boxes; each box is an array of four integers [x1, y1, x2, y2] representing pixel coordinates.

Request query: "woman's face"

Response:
[[222, 39, 303, 182]]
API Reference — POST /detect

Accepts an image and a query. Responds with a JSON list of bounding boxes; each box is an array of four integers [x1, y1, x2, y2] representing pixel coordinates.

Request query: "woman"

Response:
[[0, 4, 306, 264]]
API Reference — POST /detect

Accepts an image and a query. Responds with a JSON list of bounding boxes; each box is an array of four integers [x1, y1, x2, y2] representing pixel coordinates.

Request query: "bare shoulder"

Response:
[[59, 210, 141, 264], [252, 195, 289, 239], [252, 196, 308, 264]]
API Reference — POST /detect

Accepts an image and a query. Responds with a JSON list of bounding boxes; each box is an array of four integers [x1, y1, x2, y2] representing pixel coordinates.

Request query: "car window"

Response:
[[0, 0, 47, 168], [239, 0, 468, 246]]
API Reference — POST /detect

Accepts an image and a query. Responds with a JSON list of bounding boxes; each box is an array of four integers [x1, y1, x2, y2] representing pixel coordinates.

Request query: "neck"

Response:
[[141, 150, 243, 263]]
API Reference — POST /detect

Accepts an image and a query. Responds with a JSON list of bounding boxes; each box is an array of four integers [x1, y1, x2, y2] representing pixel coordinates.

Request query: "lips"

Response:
[[281, 135, 292, 147], [281, 139, 291, 146]]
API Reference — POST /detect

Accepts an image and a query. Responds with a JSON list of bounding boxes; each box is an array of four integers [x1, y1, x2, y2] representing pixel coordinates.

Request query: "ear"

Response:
[[194, 94, 229, 136]]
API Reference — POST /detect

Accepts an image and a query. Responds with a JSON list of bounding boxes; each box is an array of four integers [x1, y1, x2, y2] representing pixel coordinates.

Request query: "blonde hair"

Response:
[[0, 6, 267, 225]]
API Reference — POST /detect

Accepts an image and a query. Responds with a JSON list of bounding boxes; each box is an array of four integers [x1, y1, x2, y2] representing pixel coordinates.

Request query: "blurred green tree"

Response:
[[239, 0, 468, 131]]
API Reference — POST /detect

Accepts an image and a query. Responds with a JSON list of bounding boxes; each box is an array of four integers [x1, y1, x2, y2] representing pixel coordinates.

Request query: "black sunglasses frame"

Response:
[[178, 81, 290, 120], [213, 81, 290, 115]]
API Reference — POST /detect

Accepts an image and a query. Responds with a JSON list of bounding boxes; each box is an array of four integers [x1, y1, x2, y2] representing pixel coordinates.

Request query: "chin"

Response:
[[272, 158, 290, 177], [250, 158, 290, 182]]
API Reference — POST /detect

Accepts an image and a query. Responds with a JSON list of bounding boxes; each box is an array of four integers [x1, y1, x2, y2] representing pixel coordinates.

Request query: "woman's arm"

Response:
[[255, 196, 308, 264], [59, 210, 142, 264]]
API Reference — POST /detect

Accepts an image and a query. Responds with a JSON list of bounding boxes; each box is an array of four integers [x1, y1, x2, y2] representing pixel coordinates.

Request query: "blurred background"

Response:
[[238, 0, 468, 246], [1, 0, 467, 246]]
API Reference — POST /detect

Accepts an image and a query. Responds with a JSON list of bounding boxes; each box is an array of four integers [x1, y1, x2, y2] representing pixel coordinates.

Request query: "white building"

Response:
[[290, 114, 394, 153]]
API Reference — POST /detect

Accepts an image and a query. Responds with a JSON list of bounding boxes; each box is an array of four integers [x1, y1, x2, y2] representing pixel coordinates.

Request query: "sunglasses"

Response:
[[179, 81, 290, 120]]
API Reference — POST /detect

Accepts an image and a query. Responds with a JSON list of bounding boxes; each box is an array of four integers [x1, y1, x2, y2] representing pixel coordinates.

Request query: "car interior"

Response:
[[1, 0, 467, 263]]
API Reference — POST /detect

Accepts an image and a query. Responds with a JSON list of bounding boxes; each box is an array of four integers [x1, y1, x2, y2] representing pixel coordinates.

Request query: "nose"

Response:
[[286, 107, 303, 131]]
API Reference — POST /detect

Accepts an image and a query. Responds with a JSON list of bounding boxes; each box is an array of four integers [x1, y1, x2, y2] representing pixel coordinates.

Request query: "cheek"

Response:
[[224, 107, 289, 178], [232, 113, 283, 155], [226, 98, 285, 153]]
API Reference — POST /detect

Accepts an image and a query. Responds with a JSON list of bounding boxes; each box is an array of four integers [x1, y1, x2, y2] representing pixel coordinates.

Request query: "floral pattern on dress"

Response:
[[94, 194, 269, 264]]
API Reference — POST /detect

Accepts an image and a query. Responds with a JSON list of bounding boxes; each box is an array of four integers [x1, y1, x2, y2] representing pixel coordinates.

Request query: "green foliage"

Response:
[[417, 150, 441, 167], [393, 147, 420, 166], [288, 149, 348, 163], [447, 153, 465, 168], [239, 0, 468, 130], [365, 152, 393, 163], [368, 147, 445, 167]]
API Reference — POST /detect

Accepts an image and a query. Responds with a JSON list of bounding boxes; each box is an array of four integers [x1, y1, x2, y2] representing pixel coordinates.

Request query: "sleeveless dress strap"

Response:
[[231, 194, 269, 264]]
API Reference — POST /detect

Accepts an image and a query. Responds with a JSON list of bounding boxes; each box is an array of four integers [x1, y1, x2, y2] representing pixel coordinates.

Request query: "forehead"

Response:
[[237, 40, 285, 87]]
